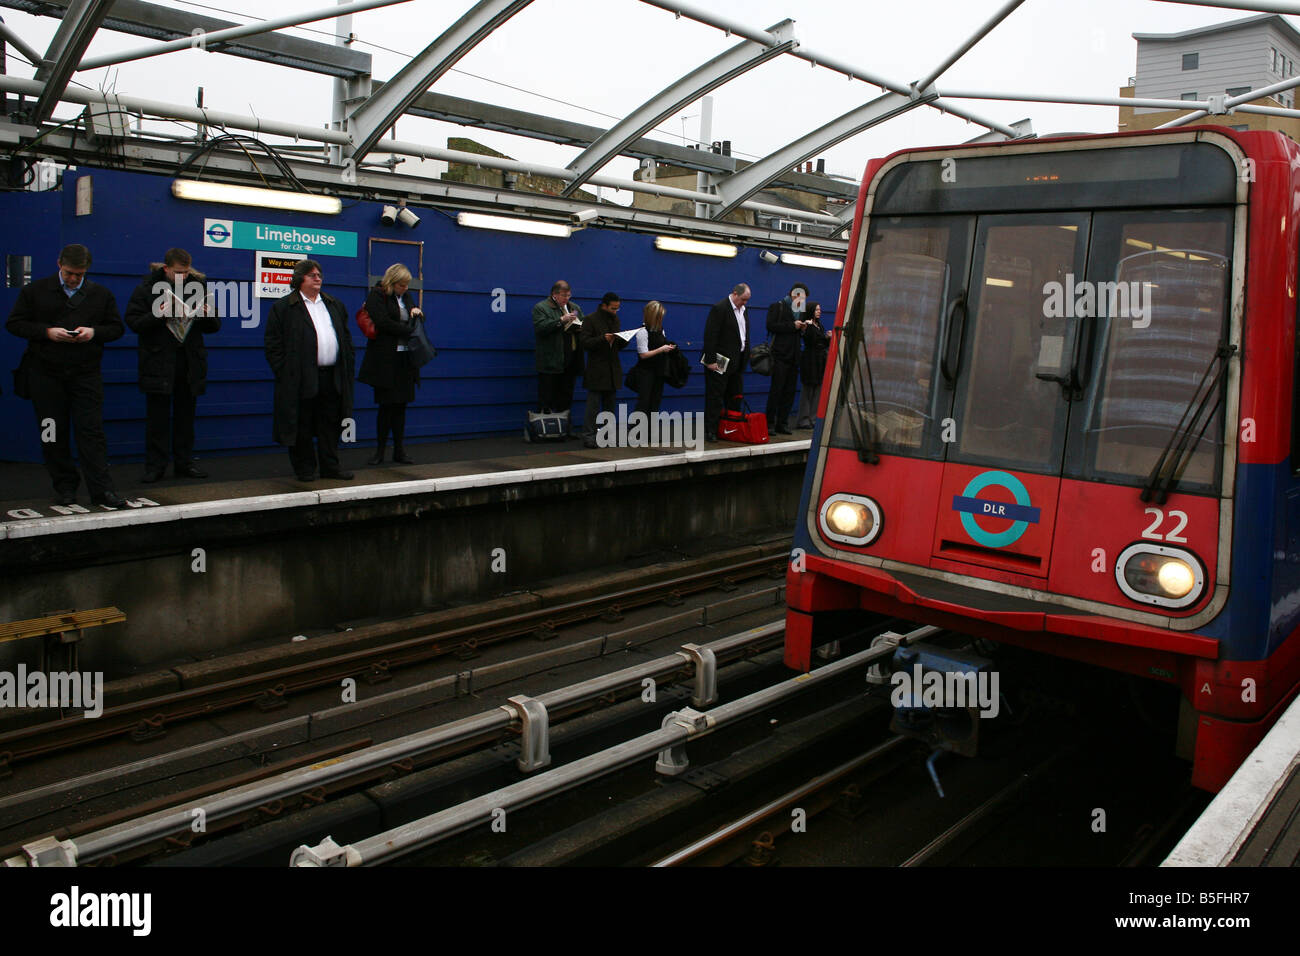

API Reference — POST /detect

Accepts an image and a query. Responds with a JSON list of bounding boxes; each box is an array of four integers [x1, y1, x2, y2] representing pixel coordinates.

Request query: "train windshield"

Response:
[[830, 142, 1235, 493]]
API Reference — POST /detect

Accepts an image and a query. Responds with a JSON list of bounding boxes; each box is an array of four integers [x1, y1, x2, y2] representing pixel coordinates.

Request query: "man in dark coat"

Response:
[[5, 243, 125, 507], [532, 279, 584, 417], [264, 259, 355, 481], [124, 247, 220, 482], [579, 292, 625, 448], [764, 281, 808, 435], [702, 283, 751, 442]]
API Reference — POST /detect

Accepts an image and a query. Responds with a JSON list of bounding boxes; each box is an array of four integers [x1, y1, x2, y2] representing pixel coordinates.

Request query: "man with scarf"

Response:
[[764, 281, 809, 435]]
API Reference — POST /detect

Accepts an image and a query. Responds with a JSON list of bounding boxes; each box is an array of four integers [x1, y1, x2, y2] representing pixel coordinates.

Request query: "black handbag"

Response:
[[407, 315, 437, 368], [623, 364, 642, 394], [749, 338, 774, 376]]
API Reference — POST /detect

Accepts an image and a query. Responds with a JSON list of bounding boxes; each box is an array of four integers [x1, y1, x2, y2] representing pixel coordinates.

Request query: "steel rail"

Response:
[[12, 617, 800, 865], [302, 624, 939, 866], [0, 554, 784, 766], [649, 735, 911, 866]]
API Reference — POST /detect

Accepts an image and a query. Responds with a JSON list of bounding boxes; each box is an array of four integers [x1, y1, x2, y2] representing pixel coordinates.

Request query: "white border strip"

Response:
[[0, 441, 810, 540], [1163, 691, 1300, 866]]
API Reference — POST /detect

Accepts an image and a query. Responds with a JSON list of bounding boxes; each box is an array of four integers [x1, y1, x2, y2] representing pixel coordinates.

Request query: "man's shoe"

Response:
[[92, 491, 126, 508], [53, 492, 77, 506], [392, 452, 414, 464], [141, 468, 164, 483], [295, 472, 316, 482], [321, 470, 354, 480], [175, 463, 208, 479], [366, 452, 385, 465], [776, 427, 794, 435]]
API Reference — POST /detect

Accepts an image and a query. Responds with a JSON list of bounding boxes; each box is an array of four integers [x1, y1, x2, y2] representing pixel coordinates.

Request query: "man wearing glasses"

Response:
[[6, 244, 126, 507], [264, 259, 356, 481]]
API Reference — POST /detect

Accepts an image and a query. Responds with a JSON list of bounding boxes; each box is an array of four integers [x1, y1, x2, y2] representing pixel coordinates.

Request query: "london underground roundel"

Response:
[[952, 470, 1041, 548]]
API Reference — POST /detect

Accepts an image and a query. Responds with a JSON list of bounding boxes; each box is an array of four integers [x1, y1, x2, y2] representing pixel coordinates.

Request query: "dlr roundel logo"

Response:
[[203, 218, 233, 248], [951, 470, 1041, 548]]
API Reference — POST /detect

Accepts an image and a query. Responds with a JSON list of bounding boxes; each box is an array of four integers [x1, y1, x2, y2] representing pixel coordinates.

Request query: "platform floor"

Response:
[[0, 430, 814, 532], [1165, 691, 1300, 866]]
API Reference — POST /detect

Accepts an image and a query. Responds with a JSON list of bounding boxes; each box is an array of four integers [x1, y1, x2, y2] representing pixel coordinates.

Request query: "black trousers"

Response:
[[766, 357, 798, 431], [28, 360, 115, 498], [583, 389, 616, 441], [704, 358, 743, 440], [144, 350, 197, 472], [537, 371, 577, 413], [290, 366, 343, 477], [634, 374, 665, 415]]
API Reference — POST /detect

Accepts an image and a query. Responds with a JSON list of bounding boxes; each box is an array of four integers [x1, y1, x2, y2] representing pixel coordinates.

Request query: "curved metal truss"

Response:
[[3, 0, 1300, 244]]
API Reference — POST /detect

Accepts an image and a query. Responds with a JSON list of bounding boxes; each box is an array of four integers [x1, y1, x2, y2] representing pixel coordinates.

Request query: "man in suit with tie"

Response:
[[701, 283, 751, 442]]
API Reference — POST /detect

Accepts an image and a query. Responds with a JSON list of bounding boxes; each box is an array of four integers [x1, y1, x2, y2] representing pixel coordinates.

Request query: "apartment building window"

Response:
[[1181, 92, 1199, 101], [1272, 47, 1279, 71], [1227, 86, 1251, 97], [1182, 52, 1199, 70]]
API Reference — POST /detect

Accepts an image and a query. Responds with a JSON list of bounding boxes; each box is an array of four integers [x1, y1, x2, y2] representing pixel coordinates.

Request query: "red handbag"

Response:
[[356, 305, 377, 340], [719, 398, 769, 444]]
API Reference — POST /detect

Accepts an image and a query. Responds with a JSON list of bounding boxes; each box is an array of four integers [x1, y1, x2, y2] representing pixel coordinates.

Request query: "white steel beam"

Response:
[[78, 0, 409, 71], [0, 73, 841, 225], [0, 18, 46, 67], [710, 90, 930, 221], [1159, 73, 1300, 127], [637, 0, 1017, 137], [345, 0, 532, 164], [561, 19, 797, 197], [911, 0, 1027, 93], [31, 0, 112, 123]]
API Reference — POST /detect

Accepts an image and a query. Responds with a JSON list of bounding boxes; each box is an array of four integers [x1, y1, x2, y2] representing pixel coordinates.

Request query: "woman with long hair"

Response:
[[632, 300, 676, 414], [358, 263, 422, 464], [796, 301, 831, 429]]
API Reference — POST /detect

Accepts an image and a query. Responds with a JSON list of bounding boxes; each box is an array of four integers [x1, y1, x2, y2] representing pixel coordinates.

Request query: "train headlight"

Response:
[[819, 494, 883, 546], [1115, 543, 1205, 609]]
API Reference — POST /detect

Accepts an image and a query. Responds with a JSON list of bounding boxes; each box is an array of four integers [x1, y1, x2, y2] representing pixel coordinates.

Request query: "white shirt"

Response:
[[730, 296, 747, 350], [634, 326, 651, 356], [302, 292, 338, 367]]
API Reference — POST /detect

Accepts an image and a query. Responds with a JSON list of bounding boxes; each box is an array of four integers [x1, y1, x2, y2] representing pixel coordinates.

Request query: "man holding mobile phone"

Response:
[[6, 244, 126, 507]]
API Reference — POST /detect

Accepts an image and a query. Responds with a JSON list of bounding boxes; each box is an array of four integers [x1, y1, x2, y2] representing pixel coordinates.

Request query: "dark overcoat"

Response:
[[264, 289, 355, 446], [701, 298, 748, 371], [580, 306, 624, 392], [799, 314, 830, 387], [123, 265, 221, 395], [766, 298, 802, 363], [532, 296, 585, 375], [357, 286, 420, 401], [5, 274, 123, 369]]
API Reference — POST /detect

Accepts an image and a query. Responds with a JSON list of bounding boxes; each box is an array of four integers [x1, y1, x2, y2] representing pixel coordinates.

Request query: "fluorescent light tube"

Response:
[[457, 212, 572, 237], [654, 236, 738, 258], [172, 179, 341, 214], [780, 252, 843, 271]]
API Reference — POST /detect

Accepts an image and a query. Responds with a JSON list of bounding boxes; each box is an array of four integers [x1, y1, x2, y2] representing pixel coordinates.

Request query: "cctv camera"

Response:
[[572, 209, 599, 224], [759, 250, 779, 264], [396, 206, 420, 228], [380, 204, 397, 226]]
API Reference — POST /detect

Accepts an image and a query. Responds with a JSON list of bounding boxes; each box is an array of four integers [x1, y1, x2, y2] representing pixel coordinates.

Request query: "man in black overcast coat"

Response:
[[6, 243, 125, 507], [124, 247, 220, 482], [264, 259, 355, 481], [701, 282, 751, 441]]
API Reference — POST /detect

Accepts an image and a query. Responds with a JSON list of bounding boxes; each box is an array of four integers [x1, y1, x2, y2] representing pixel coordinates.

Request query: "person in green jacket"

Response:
[[532, 279, 584, 421]]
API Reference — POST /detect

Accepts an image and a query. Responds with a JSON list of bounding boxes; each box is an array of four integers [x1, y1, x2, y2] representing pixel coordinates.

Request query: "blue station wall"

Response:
[[0, 166, 840, 463]]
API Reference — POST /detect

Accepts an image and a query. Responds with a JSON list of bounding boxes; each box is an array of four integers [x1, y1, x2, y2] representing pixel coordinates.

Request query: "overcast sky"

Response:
[[2, 0, 1285, 198]]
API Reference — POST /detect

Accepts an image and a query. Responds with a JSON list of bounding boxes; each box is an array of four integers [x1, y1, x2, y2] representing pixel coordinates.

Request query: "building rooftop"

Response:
[[1133, 12, 1300, 49]]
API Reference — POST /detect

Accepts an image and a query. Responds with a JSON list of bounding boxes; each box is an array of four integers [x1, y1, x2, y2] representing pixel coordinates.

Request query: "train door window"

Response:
[[946, 213, 1090, 474], [828, 216, 971, 458], [1069, 210, 1232, 492]]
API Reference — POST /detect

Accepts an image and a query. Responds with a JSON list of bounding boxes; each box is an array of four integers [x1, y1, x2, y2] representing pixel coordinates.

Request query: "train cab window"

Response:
[[830, 219, 967, 456], [1075, 213, 1232, 491]]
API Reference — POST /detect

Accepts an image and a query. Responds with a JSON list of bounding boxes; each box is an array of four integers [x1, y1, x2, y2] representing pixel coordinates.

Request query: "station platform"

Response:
[[0, 433, 811, 672], [1165, 689, 1300, 866]]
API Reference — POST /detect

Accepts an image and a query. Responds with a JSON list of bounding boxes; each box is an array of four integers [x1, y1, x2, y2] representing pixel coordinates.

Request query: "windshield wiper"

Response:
[[1140, 341, 1237, 504]]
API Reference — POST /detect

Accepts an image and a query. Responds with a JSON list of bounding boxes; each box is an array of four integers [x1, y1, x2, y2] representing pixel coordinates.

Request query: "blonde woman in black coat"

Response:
[[358, 263, 422, 464]]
